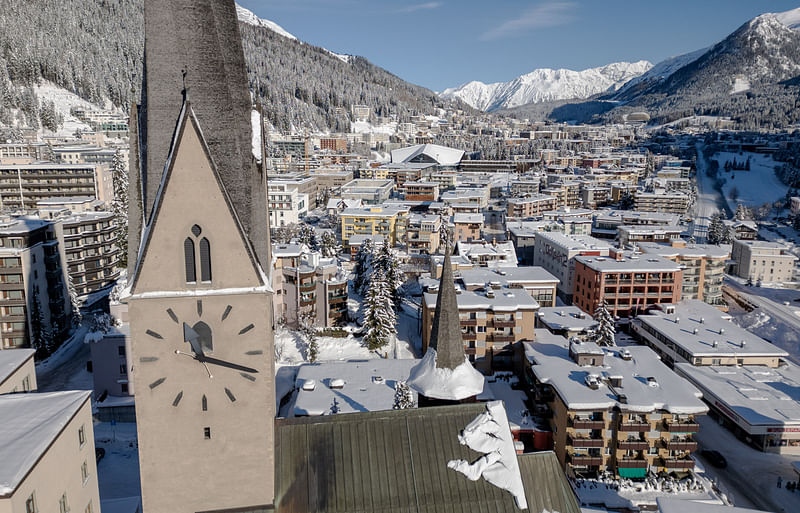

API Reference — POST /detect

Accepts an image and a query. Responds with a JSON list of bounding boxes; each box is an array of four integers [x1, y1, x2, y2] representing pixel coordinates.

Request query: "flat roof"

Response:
[[675, 362, 800, 428], [638, 242, 731, 259], [0, 390, 91, 496], [537, 306, 598, 332], [424, 286, 540, 312], [636, 300, 788, 358], [0, 216, 51, 235], [525, 338, 707, 413], [574, 253, 681, 272], [534, 232, 612, 251], [0, 348, 35, 387], [458, 267, 559, 288]]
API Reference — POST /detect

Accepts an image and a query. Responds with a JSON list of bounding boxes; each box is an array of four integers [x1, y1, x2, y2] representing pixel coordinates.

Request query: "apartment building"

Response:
[[340, 179, 394, 205], [452, 213, 483, 242], [319, 138, 348, 152], [533, 233, 611, 301], [573, 250, 682, 318], [631, 300, 788, 368], [62, 212, 121, 296], [0, 348, 36, 394], [638, 241, 728, 305], [311, 169, 353, 190], [580, 186, 611, 209], [405, 214, 441, 255], [507, 195, 557, 218], [0, 142, 49, 163], [0, 390, 101, 513], [0, 163, 100, 210], [592, 210, 681, 240], [268, 182, 309, 228], [403, 181, 439, 202], [0, 217, 71, 351], [525, 336, 707, 478], [510, 178, 541, 197], [731, 239, 797, 283], [340, 206, 407, 248], [440, 187, 489, 210], [617, 225, 684, 245], [457, 267, 559, 307], [279, 251, 348, 328], [88, 325, 133, 400], [633, 190, 690, 214], [455, 239, 517, 268], [421, 285, 538, 367]]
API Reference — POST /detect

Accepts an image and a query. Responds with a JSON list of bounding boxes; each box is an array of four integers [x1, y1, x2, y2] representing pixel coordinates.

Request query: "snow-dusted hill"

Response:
[[440, 61, 652, 112], [236, 4, 296, 40]]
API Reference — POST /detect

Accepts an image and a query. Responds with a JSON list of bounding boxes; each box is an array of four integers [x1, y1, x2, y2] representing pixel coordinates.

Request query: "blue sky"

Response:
[[237, 0, 800, 92]]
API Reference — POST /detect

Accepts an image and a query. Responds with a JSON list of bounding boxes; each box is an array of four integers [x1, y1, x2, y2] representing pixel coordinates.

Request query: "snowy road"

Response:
[[37, 326, 93, 392], [690, 143, 728, 243]]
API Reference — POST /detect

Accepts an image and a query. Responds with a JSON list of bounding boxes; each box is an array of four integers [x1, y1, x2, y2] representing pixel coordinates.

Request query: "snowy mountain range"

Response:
[[440, 61, 652, 112]]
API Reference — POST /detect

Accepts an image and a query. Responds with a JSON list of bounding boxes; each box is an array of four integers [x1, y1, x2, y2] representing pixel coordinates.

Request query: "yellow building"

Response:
[[340, 206, 408, 248]]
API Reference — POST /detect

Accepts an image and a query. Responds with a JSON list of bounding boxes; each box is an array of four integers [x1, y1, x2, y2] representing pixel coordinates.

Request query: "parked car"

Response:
[[701, 449, 727, 468], [95, 447, 106, 463]]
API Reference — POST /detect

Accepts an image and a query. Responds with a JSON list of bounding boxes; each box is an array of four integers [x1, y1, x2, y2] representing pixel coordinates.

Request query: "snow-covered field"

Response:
[[32, 81, 110, 137], [713, 151, 788, 211], [730, 76, 751, 94]]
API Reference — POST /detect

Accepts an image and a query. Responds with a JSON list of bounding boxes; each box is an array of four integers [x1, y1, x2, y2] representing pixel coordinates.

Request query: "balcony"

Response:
[[462, 332, 477, 341], [569, 455, 603, 467], [663, 439, 697, 451], [493, 319, 516, 328], [617, 458, 648, 469], [460, 319, 478, 326], [570, 419, 605, 430], [661, 457, 695, 470], [492, 334, 515, 343], [664, 420, 699, 433], [619, 421, 650, 432], [568, 436, 604, 448], [618, 440, 649, 451]]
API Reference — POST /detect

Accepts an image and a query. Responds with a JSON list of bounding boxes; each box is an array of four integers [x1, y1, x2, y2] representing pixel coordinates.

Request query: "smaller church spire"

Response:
[[430, 242, 466, 369]]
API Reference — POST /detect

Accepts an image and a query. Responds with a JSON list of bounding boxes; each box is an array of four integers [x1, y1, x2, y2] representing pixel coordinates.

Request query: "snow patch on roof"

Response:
[[447, 401, 528, 509], [407, 349, 485, 401]]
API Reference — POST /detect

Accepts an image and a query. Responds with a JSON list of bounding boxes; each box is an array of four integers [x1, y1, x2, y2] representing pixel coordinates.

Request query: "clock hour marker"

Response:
[[139, 356, 159, 363], [221, 305, 233, 322], [245, 350, 263, 356], [238, 324, 255, 335], [172, 391, 183, 407], [197, 300, 203, 317], [166, 308, 179, 324], [201, 395, 208, 411], [146, 329, 163, 340], [149, 377, 166, 389], [240, 372, 256, 382], [224, 388, 236, 402]]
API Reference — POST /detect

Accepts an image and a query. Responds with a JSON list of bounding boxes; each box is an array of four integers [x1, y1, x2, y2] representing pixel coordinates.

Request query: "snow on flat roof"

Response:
[[638, 242, 730, 259], [675, 362, 800, 427], [637, 300, 787, 358], [657, 497, 766, 513], [0, 216, 51, 235], [487, 378, 536, 431], [0, 349, 35, 386], [453, 213, 484, 224], [458, 267, 559, 288], [0, 390, 91, 495], [424, 286, 540, 312], [292, 359, 419, 416], [525, 338, 707, 413], [537, 307, 597, 331], [574, 253, 681, 272]]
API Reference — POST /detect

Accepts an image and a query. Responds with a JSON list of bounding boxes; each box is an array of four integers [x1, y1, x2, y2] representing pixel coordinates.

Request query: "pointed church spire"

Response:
[[430, 241, 466, 369]]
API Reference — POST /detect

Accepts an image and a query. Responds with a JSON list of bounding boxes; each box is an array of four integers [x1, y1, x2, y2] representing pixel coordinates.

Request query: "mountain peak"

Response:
[[773, 7, 800, 31], [235, 4, 296, 40]]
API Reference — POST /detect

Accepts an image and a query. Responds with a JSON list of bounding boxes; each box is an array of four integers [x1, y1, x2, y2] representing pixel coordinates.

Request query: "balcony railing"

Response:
[[462, 333, 477, 341], [492, 335, 515, 343], [460, 319, 478, 326], [571, 419, 605, 430], [569, 455, 603, 467], [618, 440, 649, 450], [663, 439, 697, 451], [664, 420, 699, 433], [619, 421, 650, 432], [568, 436, 604, 448], [661, 457, 695, 470], [493, 319, 516, 328], [617, 458, 648, 468]]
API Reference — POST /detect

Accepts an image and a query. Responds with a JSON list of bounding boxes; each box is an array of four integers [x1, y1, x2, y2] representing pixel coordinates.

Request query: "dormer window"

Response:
[[184, 225, 212, 283]]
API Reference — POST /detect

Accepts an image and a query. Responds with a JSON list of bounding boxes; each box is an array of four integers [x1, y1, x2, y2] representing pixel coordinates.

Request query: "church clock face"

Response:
[[139, 299, 261, 408]]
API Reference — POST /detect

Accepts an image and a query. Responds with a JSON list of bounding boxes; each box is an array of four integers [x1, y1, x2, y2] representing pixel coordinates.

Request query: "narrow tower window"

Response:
[[183, 238, 196, 282], [199, 237, 212, 282]]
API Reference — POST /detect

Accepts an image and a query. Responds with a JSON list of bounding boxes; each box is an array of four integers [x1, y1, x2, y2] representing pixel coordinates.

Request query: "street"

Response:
[[690, 143, 728, 243]]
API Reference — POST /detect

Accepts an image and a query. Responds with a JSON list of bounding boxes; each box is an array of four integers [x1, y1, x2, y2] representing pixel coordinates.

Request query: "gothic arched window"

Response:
[[183, 238, 196, 283], [184, 225, 212, 284], [199, 237, 212, 282]]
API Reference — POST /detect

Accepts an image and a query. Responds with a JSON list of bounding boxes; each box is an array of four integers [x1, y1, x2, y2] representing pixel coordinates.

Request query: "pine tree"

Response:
[[707, 213, 730, 244], [352, 239, 374, 296], [362, 269, 396, 351], [111, 148, 128, 268], [393, 381, 416, 409], [319, 231, 341, 258], [374, 243, 403, 307], [299, 313, 319, 363], [29, 296, 52, 357], [594, 300, 616, 347], [297, 224, 317, 250], [66, 273, 82, 328]]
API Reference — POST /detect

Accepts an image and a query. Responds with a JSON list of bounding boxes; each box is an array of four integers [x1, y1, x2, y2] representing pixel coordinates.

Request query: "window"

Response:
[[59, 493, 69, 513], [81, 461, 89, 484], [120, 364, 127, 375], [117, 346, 125, 356], [121, 383, 128, 394], [25, 492, 36, 513], [202, 395, 208, 411], [204, 427, 212, 439], [78, 425, 86, 447], [184, 238, 196, 282], [199, 237, 211, 282], [84, 502, 93, 513]]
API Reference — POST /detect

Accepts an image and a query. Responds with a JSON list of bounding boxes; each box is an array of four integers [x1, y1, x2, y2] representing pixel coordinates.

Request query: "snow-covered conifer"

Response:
[[111, 148, 128, 267], [594, 300, 616, 347], [362, 269, 396, 351], [393, 381, 416, 409]]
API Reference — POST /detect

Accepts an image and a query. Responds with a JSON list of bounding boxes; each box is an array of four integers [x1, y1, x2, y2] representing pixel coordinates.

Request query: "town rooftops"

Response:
[[452, 213, 484, 224], [525, 336, 707, 413], [272, 243, 307, 258], [537, 306, 598, 332], [638, 241, 730, 259], [0, 349, 35, 389], [675, 362, 800, 428], [0, 216, 51, 235], [0, 390, 91, 496], [534, 231, 611, 251], [390, 143, 465, 167], [636, 300, 788, 359], [574, 253, 681, 273], [458, 267, 559, 289], [291, 359, 420, 417], [595, 210, 681, 225], [424, 285, 540, 312]]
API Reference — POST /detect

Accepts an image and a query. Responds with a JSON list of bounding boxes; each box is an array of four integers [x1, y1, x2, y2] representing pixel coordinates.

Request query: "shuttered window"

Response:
[[184, 238, 196, 282]]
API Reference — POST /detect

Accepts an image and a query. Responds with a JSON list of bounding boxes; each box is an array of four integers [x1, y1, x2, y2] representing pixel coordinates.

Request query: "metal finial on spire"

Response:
[[181, 69, 188, 101]]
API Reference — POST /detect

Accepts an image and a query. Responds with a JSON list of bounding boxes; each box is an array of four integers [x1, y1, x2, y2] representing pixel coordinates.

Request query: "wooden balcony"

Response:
[[492, 335, 515, 343], [664, 420, 699, 433], [460, 319, 478, 326], [661, 457, 695, 470], [617, 458, 648, 469], [493, 319, 516, 328], [618, 440, 649, 451], [663, 439, 697, 451], [619, 422, 650, 432], [569, 455, 603, 467], [570, 419, 605, 430], [568, 436, 604, 448], [462, 332, 477, 341]]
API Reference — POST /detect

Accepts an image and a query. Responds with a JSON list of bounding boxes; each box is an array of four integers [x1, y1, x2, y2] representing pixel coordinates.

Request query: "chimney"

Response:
[[712, 340, 718, 348], [492, 237, 497, 247]]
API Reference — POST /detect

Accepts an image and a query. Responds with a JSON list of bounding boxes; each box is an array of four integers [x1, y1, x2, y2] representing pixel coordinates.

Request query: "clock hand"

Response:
[[183, 323, 205, 357], [200, 356, 259, 374], [174, 349, 213, 379]]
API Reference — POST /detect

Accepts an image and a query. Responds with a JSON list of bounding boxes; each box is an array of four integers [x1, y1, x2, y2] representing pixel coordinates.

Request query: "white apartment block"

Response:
[[533, 232, 611, 300], [268, 183, 308, 228], [731, 239, 797, 283]]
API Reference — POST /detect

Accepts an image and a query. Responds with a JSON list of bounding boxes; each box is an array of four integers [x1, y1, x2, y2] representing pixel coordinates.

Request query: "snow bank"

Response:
[[406, 349, 484, 401], [447, 401, 527, 509]]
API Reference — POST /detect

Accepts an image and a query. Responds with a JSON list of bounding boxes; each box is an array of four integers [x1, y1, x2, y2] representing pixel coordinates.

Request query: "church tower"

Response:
[[126, 1, 275, 512]]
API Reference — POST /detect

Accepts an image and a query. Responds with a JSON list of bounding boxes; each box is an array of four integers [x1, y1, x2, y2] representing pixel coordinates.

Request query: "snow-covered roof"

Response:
[[676, 362, 800, 428], [636, 300, 788, 358], [638, 242, 730, 259], [291, 359, 419, 416], [537, 306, 598, 332], [272, 243, 307, 258], [0, 390, 91, 495], [453, 213, 484, 224], [0, 216, 51, 235], [0, 349, 35, 387], [458, 267, 559, 288], [391, 144, 465, 167], [575, 253, 681, 273], [407, 349, 486, 401], [657, 497, 766, 513], [534, 232, 611, 252], [525, 336, 707, 413], [424, 286, 541, 312]]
